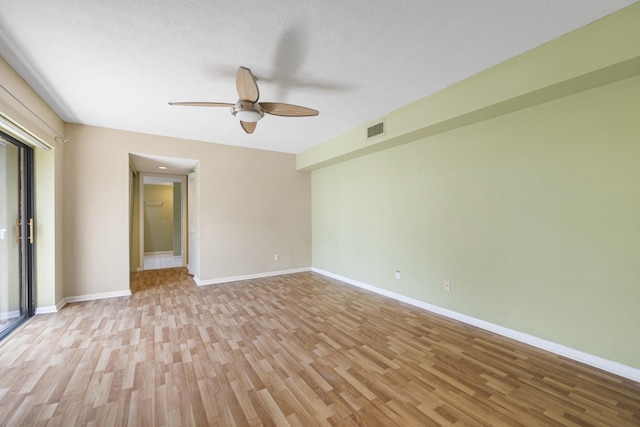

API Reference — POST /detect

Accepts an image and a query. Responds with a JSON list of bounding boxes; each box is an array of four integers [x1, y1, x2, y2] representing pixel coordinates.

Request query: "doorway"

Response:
[[128, 153, 198, 275], [140, 174, 187, 270], [0, 132, 34, 340]]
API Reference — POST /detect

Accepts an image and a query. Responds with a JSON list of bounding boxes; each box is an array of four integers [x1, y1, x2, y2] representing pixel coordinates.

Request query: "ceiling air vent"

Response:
[[367, 120, 385, 139]]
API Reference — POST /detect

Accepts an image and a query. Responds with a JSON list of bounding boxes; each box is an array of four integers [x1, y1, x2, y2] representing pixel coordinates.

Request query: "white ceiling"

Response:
[[0, 1, 636, 154]]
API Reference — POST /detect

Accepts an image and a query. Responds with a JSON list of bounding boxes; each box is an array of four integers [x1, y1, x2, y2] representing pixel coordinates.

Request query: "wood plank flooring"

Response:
[[0, 268, 638, 426]]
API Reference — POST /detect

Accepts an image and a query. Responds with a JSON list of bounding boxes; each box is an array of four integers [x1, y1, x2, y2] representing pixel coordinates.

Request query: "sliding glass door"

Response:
[[0, 132, 34, 340]]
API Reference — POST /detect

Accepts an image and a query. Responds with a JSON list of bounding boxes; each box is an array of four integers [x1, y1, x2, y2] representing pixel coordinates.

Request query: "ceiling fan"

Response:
[[169, 66, 319, 134]]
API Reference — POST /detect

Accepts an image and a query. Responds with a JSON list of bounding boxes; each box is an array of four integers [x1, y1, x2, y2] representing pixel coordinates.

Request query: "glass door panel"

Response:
[[0, 133, 32, 339]]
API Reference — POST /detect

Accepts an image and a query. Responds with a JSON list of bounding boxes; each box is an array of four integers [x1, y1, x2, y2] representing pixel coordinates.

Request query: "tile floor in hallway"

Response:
[[143, 252, 183, 270]]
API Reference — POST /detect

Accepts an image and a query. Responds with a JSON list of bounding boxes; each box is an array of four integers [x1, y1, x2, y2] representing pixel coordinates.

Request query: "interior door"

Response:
[[0, 133, 34, 340]]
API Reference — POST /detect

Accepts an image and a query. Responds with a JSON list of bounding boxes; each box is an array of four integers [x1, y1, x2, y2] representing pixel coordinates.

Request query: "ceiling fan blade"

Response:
[[169, 102, 234, 107], [261, 102, 319, 117], [240, 121, 257, 134], [236, 67, 260, 103]]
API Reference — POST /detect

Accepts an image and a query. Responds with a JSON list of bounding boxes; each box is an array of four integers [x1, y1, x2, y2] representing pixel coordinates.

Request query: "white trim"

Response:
[[36, 290, 130, 314], [0, 310, 20, 321], [36, 297, 67, 314], [0, 112, 52, 150], [64, 290, 132, 303], [35, 305, 58, 315], [312, 268, 640, 383], [195, 267, 311, 286]]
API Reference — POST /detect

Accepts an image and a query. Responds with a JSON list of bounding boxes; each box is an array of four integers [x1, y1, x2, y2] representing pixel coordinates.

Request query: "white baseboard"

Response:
[[312, 268, 640, 383], [195, 267, 311, 286], [36, 290, 130, 315], [64, 290, 132, 304], [37, 297, 67, 314], [0, 310, 20, 321], [144, 251, 174, 256], [35, 305, 58, 314]]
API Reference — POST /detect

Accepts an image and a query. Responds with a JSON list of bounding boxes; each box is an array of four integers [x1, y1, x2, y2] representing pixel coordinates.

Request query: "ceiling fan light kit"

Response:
[[231, 101, 265, 123], [169, 66, 318, 134]]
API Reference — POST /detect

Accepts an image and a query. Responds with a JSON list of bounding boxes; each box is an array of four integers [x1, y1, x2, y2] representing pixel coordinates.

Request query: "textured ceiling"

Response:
[[0, 1, 636, 154]]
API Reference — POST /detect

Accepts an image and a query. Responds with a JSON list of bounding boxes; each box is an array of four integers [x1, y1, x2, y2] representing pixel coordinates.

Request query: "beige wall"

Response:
[[3, 53, 311, 304], [63, 124, 311, 297], [0, 56, 64, 309]]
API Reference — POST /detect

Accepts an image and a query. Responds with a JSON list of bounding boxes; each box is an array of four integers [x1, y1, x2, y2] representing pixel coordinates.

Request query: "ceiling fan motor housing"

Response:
[[231, 100, 265, 122]]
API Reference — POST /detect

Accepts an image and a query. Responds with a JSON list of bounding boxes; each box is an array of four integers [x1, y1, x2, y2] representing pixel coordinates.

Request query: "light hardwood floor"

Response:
[[0, 268, 638, 426]]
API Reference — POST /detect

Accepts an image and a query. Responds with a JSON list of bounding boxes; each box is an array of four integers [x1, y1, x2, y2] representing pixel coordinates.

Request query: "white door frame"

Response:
[[187, 171, 197, 276]]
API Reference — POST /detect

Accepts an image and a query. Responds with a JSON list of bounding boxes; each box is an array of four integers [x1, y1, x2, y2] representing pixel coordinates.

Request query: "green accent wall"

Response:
[[144, 184, 174, 253], [304, 4, 640, 369]]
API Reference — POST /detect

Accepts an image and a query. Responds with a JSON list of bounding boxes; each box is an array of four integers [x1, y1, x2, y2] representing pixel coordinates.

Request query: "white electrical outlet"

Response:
[[274, 254, 279, 261], [444, 281, 451, 292], [395, 270, 401, 280]]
